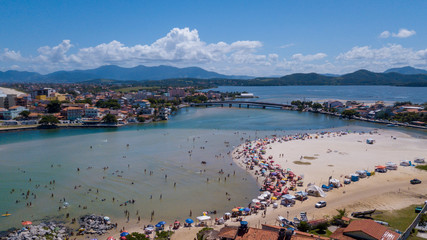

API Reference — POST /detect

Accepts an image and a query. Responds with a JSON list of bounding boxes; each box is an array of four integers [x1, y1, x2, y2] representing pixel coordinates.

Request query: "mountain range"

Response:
[[0, 65, 253, 83], [0, 65, 427, 87]]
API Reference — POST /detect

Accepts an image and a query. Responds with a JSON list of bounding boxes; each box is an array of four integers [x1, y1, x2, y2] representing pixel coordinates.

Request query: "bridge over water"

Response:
[[191, 101, 293, 109]]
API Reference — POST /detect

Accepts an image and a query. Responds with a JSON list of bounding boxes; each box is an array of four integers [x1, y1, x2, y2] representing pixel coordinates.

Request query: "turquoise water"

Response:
[[205, 85, 427, 104], [0, 105, 425, 231]]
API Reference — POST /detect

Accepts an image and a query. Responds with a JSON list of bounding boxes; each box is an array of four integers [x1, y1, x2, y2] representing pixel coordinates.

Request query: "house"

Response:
[[65, 107, 83, 120], [85, 107, 100, 118], [218, 223, 330, 240], [325, 100, 344, 109], [329, 219, 400, 240], [0, 106, 29, 120]]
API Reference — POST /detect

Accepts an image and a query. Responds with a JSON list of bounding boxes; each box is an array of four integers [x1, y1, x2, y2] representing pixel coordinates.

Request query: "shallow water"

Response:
[[0, 106, 424, 230]]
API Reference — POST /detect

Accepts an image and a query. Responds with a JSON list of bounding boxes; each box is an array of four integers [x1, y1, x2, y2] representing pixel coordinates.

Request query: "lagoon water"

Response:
[[1, 86, 427, 231], [207, 85, 427, 104]]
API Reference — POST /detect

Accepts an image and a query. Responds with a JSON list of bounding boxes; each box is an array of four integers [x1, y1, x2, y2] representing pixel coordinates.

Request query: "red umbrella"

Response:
[[21, 221, 32, 226], [107, 237, 116, 240], [120, 237, 127, 240]]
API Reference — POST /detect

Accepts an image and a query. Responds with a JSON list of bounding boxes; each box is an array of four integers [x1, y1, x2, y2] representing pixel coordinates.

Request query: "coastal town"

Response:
[[1, 84, 426, 130]]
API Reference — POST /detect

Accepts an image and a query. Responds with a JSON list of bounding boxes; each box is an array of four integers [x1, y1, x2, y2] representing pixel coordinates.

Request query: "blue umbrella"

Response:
[[120, 232, 129, 237], [158, 221, 166, 225], [155, 223, 163, 228], [185, 218, 194, 224], [244, 207, 251, 212]]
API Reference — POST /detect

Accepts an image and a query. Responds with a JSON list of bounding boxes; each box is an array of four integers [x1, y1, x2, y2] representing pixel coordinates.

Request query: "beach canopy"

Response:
[[120, 232, 129, 237], [197, 215, 211, 221], [185, 218, 194, 224], [282, 194, 295, 200], [21, 221, 32, 226], [145, 226, 155, 231]]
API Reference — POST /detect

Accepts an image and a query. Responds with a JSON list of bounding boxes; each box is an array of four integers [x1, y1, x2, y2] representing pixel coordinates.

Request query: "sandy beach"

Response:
[[228, 129, 427, 229], [0, 86, 26, 96], [84, 129, 427, 240]]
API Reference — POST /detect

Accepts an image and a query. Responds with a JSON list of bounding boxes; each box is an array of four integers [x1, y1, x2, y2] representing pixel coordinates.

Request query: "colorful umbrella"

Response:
[[185, 218, 194, 224], [21, 221, 32, 226], [120, 232, 129, 237]]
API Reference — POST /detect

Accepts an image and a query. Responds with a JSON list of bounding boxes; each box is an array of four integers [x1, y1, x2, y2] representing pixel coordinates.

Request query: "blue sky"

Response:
[[0, 0, 426, 76]]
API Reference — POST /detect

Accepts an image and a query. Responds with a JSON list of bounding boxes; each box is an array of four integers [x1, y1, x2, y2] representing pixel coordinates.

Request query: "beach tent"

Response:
[[400, 160, 411, 166], [306, 185, 326, 197], [197, 215, 211, 221], [356, 170, 367, 178], [350, 174, 359, 182], [282, 194, 295, 200], [329, 179, 340, 188]]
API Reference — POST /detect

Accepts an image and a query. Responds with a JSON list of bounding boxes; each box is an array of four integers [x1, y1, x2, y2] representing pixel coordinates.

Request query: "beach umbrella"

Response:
[[271, 172, 277, 176], [244, 207, 251, 212], [21, 221, 32, 226], [158, 221, 166, 225], [224, 212, 232, 216], [104, 216, 110, 221], [107, 237, 115, 240], [280, 180, 286, 184], [252, 199, 260, 204], [274, 192, 281, 196], [232, 208, 239, 212], [185, 218, 194, 224], [120, 237, 126, 240], [120, 232, 129, 237], [155, 223, 163, 228]]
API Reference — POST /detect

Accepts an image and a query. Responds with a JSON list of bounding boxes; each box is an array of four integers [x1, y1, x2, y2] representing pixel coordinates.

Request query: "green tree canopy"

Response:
[[39, 115, 60, 125], [46, 100, 62, 113], [19, 110, 31, 119], [96, 99, 121, 109], [102, 114, 118, 124]]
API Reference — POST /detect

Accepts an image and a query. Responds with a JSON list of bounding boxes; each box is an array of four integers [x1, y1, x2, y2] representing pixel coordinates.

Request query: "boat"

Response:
[[1, 213, 11, 217], [351, 209, 376, 218]]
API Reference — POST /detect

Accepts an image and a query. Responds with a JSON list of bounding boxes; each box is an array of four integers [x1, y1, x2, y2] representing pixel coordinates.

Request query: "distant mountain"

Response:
[[321, 73, 341, 77], [133, 70, 427, 87], [1, 66, 427, 87], [384, 66, 427, 75], [0, 65, 254, 83]]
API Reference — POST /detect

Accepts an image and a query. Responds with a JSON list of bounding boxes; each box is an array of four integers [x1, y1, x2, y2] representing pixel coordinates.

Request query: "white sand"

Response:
[[0, 87, 26, 96], [230, 129, 427, 229]]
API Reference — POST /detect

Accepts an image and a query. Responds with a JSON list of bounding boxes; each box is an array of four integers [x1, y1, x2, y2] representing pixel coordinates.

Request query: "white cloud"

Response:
[[379, 31, 390, 38], [336, 44, 427, 72], [392, 28, 416, 38], [291, 53, 327, 62], [379, 28, 416, 39], [1, 27, 426, 76], [280, 43, 295, 49]]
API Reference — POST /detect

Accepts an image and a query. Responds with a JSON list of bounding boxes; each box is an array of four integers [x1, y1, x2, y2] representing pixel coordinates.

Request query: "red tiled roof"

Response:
[[235, 228, 278, 240], [343, 219, 399, 240], [330, 227, 355, 240], [218, 226, 237, 238]]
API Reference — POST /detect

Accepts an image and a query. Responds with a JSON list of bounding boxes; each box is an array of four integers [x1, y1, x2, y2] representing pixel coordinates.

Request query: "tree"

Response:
[[341, 109, 359, 118], [75, 98, 92, 105], [102, 114, 118, 124], [137, 116, 146, 123], [39, 115, 60, 125], [126, 232, 149, 240], [19, 110, 31, 119], [297, 221, 311, 232], [312, 102, 323, 111], [46, 100, 61, 113], [95, 99, 121, 109]]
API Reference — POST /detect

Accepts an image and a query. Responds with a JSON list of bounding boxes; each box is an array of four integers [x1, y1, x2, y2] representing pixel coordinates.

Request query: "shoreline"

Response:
[[229, 129, 427, 229], [3, 128, 427, 240]]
